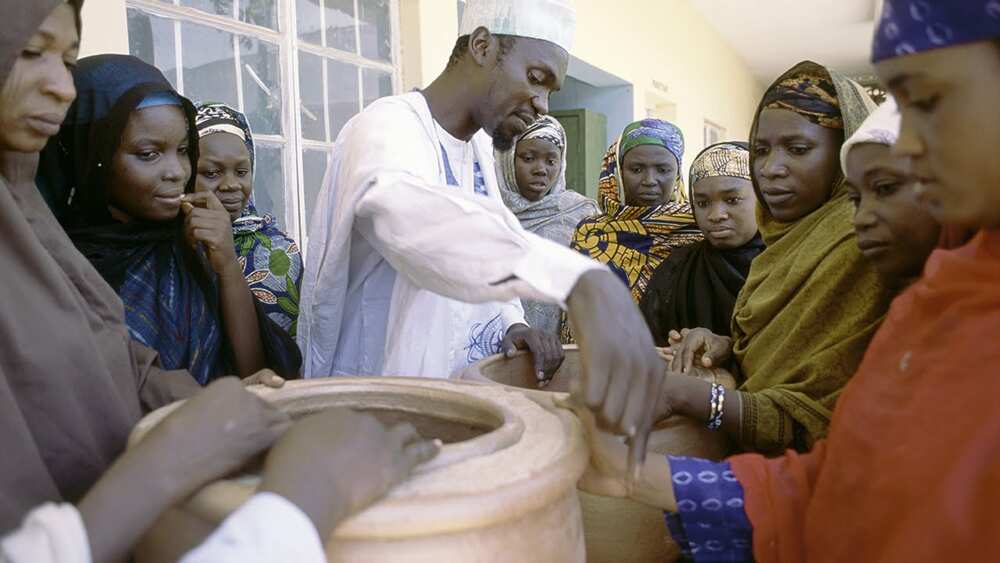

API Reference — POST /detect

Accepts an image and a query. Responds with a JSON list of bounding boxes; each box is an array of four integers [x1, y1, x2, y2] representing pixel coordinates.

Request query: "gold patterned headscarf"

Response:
[[762, 71, 844, 130], [688, 142, 751, 193]]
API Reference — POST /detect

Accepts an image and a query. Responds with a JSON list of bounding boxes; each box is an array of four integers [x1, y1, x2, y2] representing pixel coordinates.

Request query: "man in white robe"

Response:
[[299, 0, 666, 442]]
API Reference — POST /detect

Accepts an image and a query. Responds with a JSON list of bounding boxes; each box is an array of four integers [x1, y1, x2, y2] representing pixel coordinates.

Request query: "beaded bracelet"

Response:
[[707, 383, 725, 431]]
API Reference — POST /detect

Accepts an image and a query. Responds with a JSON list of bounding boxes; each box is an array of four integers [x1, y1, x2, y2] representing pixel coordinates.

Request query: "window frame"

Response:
[[124, 0, 402, 245]]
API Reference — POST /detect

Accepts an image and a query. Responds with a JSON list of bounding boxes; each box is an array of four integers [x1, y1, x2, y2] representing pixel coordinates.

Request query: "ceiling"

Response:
[[690, 0, 882, 85]]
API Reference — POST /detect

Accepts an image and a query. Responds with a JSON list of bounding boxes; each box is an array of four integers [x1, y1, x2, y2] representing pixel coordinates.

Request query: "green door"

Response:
[[552, 109, 608, 200]]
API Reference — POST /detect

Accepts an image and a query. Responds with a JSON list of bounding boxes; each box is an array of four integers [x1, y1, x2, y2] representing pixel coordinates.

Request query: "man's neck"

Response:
[[421, 72, 481, 142]]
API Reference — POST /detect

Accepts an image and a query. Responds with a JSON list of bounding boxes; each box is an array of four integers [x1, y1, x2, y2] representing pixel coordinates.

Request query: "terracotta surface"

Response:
[[129, 378, 589, 563], [457, 347, 737, 563]]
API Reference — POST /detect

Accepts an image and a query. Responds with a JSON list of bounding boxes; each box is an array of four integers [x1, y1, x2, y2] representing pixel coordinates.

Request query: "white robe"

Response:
[[299, 92, 601, 378], [0, 494, 325, 563]]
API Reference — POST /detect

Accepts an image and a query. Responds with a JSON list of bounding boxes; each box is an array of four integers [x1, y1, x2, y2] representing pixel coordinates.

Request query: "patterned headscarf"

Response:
[[688, 142, 751, 191], [601, 118, 687, 211], [762, 71, 844, 130], [619, 119, 685, 171], [873, 1, 1000, 62], [194, 102, 267, 235], [498, 115, 567, 197]]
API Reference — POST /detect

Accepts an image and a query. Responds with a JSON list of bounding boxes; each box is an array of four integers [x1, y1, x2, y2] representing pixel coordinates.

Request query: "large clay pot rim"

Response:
[[253, 379, 526, 473], [130, 378, 589, 539]]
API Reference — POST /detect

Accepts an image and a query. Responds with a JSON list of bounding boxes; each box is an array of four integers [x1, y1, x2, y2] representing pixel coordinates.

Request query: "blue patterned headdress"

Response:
[[873, 0, 1000, 62]]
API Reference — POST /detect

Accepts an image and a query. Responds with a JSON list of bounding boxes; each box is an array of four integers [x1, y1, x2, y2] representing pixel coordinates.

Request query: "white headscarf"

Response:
[[495, 116, 598, 334], [840, 97, 901, 176]]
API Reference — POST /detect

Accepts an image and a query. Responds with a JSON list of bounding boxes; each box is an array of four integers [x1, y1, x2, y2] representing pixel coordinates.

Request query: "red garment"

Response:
[[730, 229, 1000, 562]]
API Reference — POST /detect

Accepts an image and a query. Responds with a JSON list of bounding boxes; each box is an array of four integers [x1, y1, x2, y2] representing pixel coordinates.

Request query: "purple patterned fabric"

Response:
[[665, 456, 753, 562], [873, 0, 1000, 62]]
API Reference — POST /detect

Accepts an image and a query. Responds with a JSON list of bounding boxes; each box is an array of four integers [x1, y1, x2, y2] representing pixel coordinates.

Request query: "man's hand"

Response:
[[502, 323, 565, 387], [566, 270, 666, 439]]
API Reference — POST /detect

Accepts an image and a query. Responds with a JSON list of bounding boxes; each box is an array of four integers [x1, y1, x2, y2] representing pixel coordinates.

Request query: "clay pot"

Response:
[[456, 346, 737, 563], [129, 378, 588, 563]]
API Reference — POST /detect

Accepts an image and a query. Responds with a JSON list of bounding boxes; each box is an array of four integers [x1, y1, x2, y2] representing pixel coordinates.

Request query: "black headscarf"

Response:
[[639, 142, 765, 345], [38, 54, 200, 288]]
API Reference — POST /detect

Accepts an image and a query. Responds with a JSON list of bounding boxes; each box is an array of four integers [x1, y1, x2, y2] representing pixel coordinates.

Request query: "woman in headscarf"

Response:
[[561, 118, 702, 342], [42, 55, 301, 385], [639, 142, 764, 345], [194, 103, 304, 337], [575, 6, 1000, 560], [0, 0, 290, 549], [495, 115, 599, 334], [659, 61, 893, 455], [842, 97, 940, 288]]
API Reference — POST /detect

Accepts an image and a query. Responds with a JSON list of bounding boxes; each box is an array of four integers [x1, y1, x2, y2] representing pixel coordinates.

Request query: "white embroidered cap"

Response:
[[459, 0, 577, 53]]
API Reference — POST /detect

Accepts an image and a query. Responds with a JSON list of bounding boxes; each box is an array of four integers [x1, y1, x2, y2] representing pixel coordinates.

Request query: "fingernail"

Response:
[[433, 439, 444, 448], [627, 425, 636, 437]]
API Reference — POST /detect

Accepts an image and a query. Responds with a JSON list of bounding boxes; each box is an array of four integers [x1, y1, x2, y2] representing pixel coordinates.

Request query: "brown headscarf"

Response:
[[0, 0, 199, 532]]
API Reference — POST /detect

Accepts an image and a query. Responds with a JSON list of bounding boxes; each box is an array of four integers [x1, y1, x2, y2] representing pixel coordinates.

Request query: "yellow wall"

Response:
[[402, 0, 765, 164]]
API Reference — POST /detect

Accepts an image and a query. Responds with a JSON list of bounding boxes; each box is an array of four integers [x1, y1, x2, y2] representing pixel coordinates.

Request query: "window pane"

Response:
[[180, 0, 233, 18], [240, 0, 278, 30], [127, 8, 178, 88], [296, 0, 323, 45], [361, 67, 392, 108], [302, 148, 330, 225], [359, 0, 392, 62], [239, 37, 282, 135], [298, 52, 326, 142], [181, 22, 238, 107], [253, 143, 288, 231], [325, 0, 357, 53], [327, 60, 359, 140]]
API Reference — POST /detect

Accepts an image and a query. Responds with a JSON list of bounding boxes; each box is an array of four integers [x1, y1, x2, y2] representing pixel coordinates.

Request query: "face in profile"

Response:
[[876, 41, 1000, 229], [691, 175, 758, 250], [753, 108, 844, 222], [0, 3, 78, 153], [474, 33, 569, 152], [620, 145, 678, 207], [513, 136, 561, 202], [108, 105, 192, 223], [196, 132, 253, 221], [845, 142, 941, 285]]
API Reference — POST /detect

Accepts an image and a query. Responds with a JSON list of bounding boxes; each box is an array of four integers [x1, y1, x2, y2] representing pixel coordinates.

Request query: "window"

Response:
[[703, 119, 725, 147], [126, 0, 400, 244]]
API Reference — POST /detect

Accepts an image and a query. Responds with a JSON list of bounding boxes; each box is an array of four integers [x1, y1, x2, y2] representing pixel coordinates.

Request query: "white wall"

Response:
[[79, 0, 129, 58]]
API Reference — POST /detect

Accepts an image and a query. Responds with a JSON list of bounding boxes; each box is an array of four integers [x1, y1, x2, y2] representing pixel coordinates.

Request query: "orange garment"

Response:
[[730, 229, 1000, 562]]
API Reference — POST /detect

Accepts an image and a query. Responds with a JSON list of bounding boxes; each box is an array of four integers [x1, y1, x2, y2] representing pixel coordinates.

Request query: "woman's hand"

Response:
[[181, 192, 239, 277], [242, 369, 285, 389], [260, 408, 440, 538], [78, 378, 290, 563], [502, 324, 565, 386], [142, 377, 291, 490], [668, 328, 733, 373]]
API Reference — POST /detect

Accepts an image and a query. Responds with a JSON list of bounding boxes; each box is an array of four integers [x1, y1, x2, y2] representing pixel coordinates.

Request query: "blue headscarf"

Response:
[[618, 119, 685, 172], [873, 0, 1000, 62]]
